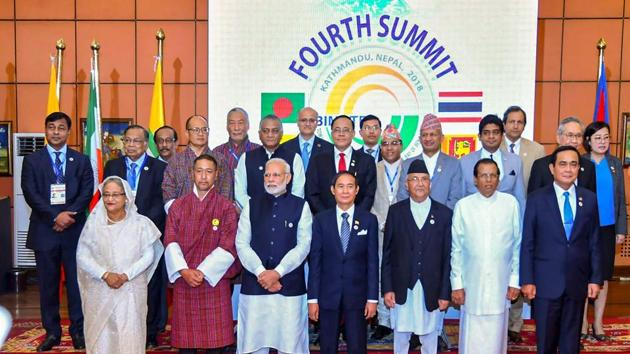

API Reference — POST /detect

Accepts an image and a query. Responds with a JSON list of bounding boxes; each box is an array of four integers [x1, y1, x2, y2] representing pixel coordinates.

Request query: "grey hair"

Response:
[[103, 177, 125, 190], [266, 157, 290, 174], [557, 116, 584, 136], [259, 114, 284, 132], [227, 107, 249, 123]]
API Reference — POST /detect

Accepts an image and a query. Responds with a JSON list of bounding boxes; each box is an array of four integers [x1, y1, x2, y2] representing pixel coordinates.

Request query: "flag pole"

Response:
[[55, 39, 65, 106], [91, 39, 103, 182], [157, 28, 165, 59], [597, 37, 606, 80]]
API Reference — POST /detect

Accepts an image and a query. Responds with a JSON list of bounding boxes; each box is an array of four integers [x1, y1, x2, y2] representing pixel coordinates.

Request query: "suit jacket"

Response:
[[397, 152, 462, 209], [104, 155, 167, 232], [361, 145, 382, 162], [21, 147, 94, 251], [281, 135, 333, 171], [528, 154, 596, 195], [381, 198, 452, 311], [307, 207, 379, 310], [501, 137, 546, 192], [520, 185, 602, 300], [371, 160, 402, 229], [306, 149, 377, 214], [460, 150, 526, 213], [583, 153, 628, 235]]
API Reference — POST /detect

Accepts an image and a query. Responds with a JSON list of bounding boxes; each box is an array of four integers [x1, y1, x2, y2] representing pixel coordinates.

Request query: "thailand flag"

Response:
[[593, 61, 609, 123], [437, 91, 483, 123]]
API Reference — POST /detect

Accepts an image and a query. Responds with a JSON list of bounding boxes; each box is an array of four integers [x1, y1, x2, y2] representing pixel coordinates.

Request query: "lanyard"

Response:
[[229, 141, 251, 163], [384, 166, 399, 193]]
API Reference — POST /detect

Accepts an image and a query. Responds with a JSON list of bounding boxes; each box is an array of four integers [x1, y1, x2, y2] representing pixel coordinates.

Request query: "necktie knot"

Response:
[[342, 212, 349, 221], [366, 148, 374, 154], [130, 162, 137, 170], [490, 154, 494, 161], [509, 143, 515, 153]]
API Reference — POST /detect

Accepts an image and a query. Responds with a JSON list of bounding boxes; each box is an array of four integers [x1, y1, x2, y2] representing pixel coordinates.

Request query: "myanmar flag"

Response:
[[261, 92, 304, 123], [148, 56, 165, 157]]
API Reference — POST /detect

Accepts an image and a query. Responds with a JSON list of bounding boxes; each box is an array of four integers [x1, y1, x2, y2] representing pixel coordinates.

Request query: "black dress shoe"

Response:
[[71, 333, 86, 350], [438, 334, 449, 351], [146, 334, 159, 348], [37, 335, 60, 352], [370, 325, 393, 340], [409, 334, 421, 349], [508, 330, 523, 344]]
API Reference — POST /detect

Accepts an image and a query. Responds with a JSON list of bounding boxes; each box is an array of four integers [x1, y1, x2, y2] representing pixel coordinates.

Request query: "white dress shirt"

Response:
[[480, 148, 505, 181], [334, 146, 354, 173], [504, 137, 522, 155], [553, 182, 576, 222], [421, 152, 440, 179]]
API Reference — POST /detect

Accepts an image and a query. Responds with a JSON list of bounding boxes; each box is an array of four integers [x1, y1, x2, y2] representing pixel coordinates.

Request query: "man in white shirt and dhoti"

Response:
[[235, 158, 312, 354], [450, 158, 521, 354]]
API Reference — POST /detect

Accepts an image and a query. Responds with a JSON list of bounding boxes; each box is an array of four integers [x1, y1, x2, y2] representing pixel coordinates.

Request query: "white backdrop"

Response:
[[208, 0, 538, 159]]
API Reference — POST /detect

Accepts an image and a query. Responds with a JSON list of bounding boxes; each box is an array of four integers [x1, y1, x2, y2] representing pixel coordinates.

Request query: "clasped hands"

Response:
[[102, 272, 128, 289], [258, 270, 282, 292], [53, 211, 77, 232]]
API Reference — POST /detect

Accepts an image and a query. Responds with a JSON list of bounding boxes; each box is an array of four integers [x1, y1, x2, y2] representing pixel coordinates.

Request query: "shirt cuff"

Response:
[[307, 299, 318, 304], [197, 247, 235, 286], [451, 277, 463, 291], [164, 199, 175, 214], [367, 299, 378, 303], [274, 264, 286, 278], [255, 265, 266, 277], [164, 243, 188, 283], [509, 274, 520, 289]]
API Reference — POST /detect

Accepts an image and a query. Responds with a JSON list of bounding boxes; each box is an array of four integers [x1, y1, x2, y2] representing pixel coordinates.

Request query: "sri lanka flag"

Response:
[[593, 60, 609, 123]]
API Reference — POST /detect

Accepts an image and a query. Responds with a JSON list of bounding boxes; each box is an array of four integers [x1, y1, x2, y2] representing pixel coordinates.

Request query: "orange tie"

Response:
[[338, 152, 347, 172]]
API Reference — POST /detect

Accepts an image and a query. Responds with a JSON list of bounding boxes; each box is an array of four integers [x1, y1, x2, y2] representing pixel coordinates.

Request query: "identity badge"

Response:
[[50, 184, 66, 205]]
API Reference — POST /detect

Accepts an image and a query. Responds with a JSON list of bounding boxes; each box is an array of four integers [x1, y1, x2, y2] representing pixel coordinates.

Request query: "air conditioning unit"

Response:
[[13, 133, 45, 268]]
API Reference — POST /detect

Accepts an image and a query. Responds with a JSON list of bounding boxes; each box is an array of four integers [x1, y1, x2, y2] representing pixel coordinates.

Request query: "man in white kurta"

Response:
[[450, 158, 521, 354], [235, 158, 312, 354]]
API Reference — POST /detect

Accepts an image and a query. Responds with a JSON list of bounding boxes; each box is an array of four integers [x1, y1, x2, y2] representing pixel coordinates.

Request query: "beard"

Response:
[[264, 183, 287, 196]]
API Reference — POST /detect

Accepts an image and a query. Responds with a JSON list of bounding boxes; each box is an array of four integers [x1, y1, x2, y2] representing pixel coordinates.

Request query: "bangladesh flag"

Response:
[[261, 93, 304, 123]]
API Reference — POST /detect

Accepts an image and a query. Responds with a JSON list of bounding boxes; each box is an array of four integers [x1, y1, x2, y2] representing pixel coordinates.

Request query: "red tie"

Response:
[[338, 152, 347, 172]]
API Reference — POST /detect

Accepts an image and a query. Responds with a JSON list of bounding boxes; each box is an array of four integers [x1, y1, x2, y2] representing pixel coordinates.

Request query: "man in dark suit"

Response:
[[308, 171, 379, 354], [528, 117, 596, 194], [21, 112, 93, 351], [103, 124, 167, 348], [306, 115, 377, 214], [520, 146, 602, 354], [359, 114, 383, 162], [381, 159, 452, 353], [281, 106, 333, 171]]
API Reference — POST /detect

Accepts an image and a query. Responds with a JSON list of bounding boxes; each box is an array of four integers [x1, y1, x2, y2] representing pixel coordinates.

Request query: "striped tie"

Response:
[[340, 212, 350, 253], [53, 152, 64, 183]]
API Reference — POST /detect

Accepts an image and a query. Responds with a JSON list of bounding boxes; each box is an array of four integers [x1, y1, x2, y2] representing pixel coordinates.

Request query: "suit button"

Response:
[[272, 227, 275, 231], [269, 257, 274, 260], [417, 262, 421, 265], [273, 214, 276, 218], [270, 241, 274, 245]]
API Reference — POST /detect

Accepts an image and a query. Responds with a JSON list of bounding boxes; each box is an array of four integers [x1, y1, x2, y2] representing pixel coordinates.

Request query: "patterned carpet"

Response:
[[2, 319, 630, 353]]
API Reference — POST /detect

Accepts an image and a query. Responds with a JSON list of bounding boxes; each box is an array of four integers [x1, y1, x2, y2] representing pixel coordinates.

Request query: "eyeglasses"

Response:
[[361, 126, 381, 132], [590, 135, 610, 143], [188, 127, 209, 135], [563, 133, 583, 140], [407, 175, 430, 183], [478, 173, 499, 180], [156, 138, 175, 144], [102, 192, 126, 199], [332, 127, 353, 135], [299, 118, 317, 124], [382, 140, 402, 146], [122, 138, 146, 145]]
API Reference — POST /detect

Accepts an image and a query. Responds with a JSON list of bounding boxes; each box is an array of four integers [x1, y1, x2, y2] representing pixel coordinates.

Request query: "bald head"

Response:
[[297, 106, 319, 139]]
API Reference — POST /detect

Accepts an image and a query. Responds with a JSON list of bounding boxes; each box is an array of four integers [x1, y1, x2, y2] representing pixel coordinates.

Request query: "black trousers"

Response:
[[147, 256, 168, 337], [35, 246, 83, 337], [533, 293, 585, 354], [319, 306, 367, 354]]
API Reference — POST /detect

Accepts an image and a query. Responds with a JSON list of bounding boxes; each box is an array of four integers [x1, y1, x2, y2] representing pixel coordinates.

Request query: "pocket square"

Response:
[[509, 170, 516, 176], [357, 229, 368, 236]]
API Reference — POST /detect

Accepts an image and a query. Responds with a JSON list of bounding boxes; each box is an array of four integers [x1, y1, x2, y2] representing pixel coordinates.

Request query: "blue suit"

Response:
[[21, 146, 93, 338], [520, 185, 601, 354], [308, 206, 379, 354], [460, 149, 526, 214], [397, 152, 462, 209]]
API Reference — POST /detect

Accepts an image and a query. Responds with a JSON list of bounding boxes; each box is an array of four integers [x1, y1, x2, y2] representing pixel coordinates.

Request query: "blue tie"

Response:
[[301, 142, 310, 169], [563, 191, 573, 240], [129, 162, 138, 190], [53, 152, 64, 183], [340, 212, 350, 253]]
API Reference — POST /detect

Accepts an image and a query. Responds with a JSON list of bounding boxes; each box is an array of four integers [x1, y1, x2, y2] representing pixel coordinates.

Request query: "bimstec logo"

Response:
[[262, 14, 477, 158]]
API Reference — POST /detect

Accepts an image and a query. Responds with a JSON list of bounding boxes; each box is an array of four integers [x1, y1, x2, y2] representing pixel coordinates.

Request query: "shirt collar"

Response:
[[229, 137, 251, 150], [298, 135, 315, 147], [193, 184, 214, 202], [46, 144, 67, 155], [126, 152, 147, 168], [422, 151, 440, 162], [476, 190, 499, 202], [553, 181, 576, 199], [383, 159, 401, 170], [481, 148, 502, 160], [336, 204, 355, 220], [409, 196, 431, 210], [334, 145, 353, 157], [505, 137, 521, 148]]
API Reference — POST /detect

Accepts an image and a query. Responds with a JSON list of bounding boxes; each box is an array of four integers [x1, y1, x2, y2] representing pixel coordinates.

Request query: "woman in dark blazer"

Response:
[[581, 121, 627, 341]]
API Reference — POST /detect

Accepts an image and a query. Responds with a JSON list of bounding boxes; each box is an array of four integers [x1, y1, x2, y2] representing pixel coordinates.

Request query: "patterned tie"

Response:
[[366, 148, 374, 156], [509, 143, 515, 154], [53, 152, 64, 183], [301, 142, 310, 169], [129, 162, 138, 190], [563, 191, 574, 240], [340, 212, 350, 253], [338, 152, 347, 172]]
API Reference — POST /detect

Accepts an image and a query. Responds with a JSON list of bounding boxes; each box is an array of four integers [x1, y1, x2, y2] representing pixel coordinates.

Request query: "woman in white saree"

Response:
[[77, 176, 164, 354]]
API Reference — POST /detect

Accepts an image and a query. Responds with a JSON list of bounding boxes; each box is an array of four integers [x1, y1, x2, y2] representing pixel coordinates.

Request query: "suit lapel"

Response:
[[345, 209, 361, 256], [544, 186, 567, 241], [432, 153, 445, 183], [330, 211, 345, 256], [136, 157, 152, 197], [569, 189, 585, 241], [347, 149, 359, 175], [64, 149, 76, 181], [42, 148, 57, 182]]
